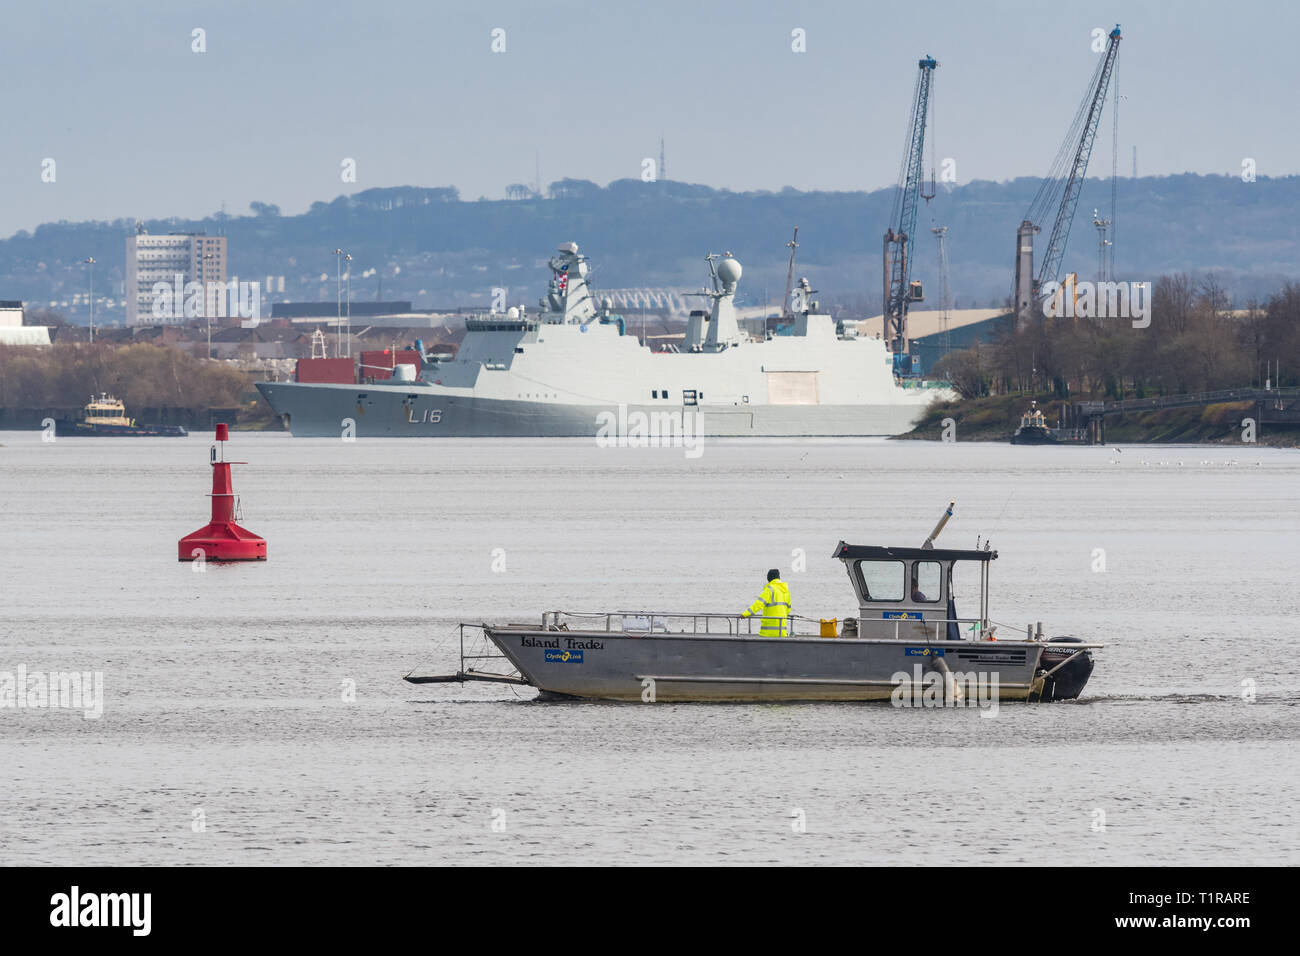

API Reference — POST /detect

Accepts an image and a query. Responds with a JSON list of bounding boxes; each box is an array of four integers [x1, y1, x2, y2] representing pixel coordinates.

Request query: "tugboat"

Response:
[[1010, 400, 1058, 445], [408, 503, 1100, 704], [55, 393, 187, 436]]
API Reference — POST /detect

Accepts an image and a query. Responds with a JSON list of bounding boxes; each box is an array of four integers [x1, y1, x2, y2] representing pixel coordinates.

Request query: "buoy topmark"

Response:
[[177, 423, 267, 562]]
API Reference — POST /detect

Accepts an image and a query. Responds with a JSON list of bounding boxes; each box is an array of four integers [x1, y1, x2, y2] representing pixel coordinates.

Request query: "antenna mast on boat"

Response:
[[704, 252, 722, 293], [922, 500, 955, 549], [781, 226, 799, 319]]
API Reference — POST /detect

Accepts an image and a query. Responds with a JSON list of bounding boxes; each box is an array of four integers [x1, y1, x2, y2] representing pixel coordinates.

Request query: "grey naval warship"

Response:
[[256, 242, 954, 438]]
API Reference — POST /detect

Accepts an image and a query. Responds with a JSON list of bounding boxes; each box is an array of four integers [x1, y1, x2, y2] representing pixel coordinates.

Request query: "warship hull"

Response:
[[257, 381, 935, 438]]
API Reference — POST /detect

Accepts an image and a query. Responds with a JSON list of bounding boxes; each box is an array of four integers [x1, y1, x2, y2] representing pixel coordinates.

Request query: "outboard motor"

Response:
[[1033, 636, 1095, 701]]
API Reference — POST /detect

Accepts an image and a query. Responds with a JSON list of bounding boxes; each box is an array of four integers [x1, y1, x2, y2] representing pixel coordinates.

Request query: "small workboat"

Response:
[[408, 504, 1100, 704], [55, 393, 187, 436], [1010, 400, 1058, 444]]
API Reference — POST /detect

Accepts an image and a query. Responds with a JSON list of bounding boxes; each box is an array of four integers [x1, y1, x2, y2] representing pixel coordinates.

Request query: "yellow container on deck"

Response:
[[819, 618, 838, 638]]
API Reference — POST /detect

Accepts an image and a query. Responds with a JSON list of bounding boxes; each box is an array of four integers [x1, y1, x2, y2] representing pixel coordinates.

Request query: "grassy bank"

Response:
[[233, 399, 281, 430], [900, 394, 1297, 447]]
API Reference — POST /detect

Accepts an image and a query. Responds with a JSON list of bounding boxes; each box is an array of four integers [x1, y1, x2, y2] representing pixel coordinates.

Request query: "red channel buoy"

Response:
[[177, 423, 267, 562]]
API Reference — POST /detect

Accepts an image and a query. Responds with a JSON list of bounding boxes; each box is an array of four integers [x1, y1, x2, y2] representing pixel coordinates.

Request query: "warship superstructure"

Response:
[[256, 242, 953, 438]]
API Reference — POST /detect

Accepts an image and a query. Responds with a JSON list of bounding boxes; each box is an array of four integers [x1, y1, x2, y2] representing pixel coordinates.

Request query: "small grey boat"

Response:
[[407, 504, 1100, 704]]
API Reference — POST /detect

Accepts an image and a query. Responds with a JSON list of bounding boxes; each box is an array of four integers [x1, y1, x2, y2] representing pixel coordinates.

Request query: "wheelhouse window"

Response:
[[911, 560, 941, 602], [855, 560, 904, 602]]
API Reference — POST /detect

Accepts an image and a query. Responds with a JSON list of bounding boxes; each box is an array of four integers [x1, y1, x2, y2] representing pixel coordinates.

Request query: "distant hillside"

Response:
[[3, 174, 1296, 323]]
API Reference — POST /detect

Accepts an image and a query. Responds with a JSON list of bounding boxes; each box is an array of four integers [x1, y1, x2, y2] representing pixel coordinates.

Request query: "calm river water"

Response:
[[1, 433, 1296, 864]]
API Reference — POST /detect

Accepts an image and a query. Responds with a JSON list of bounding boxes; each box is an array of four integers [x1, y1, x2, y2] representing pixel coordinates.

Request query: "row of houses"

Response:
[[66, 319, 458, 361], [3, 294, 465, 360]]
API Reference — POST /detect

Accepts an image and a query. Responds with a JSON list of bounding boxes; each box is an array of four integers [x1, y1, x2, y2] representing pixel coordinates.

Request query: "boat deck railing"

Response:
[[541, 610, 1006, 641], [544, 610, 786, 636]]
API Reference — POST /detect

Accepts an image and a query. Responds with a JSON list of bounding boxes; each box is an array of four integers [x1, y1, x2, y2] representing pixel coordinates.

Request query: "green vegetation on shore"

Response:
[[0, 343, 274, 428], [910, 273, 1299, 446], [933, 276, 1298, 400], [902, 393, 1293, 446]]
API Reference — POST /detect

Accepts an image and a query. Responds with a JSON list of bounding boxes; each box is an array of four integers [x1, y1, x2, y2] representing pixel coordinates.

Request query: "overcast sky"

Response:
[[0, 0, 1294, 237]]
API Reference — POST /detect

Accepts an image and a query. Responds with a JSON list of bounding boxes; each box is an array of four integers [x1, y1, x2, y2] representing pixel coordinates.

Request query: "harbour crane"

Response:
[[1014, 25, 1122, 323], [882, 54, 937, 368]]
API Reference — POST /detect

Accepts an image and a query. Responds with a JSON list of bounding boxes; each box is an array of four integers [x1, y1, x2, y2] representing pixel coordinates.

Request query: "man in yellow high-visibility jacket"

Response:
[[742, 569, 792, 637]]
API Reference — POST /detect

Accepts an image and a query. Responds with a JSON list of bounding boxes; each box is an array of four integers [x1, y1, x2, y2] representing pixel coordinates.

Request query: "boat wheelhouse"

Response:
[[83, 393, 133, 427]]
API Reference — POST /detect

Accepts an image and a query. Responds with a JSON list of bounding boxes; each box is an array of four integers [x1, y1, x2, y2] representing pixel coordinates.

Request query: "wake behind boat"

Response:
[[258, 242, 954, 438], [407, 504, 1101, 704]]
